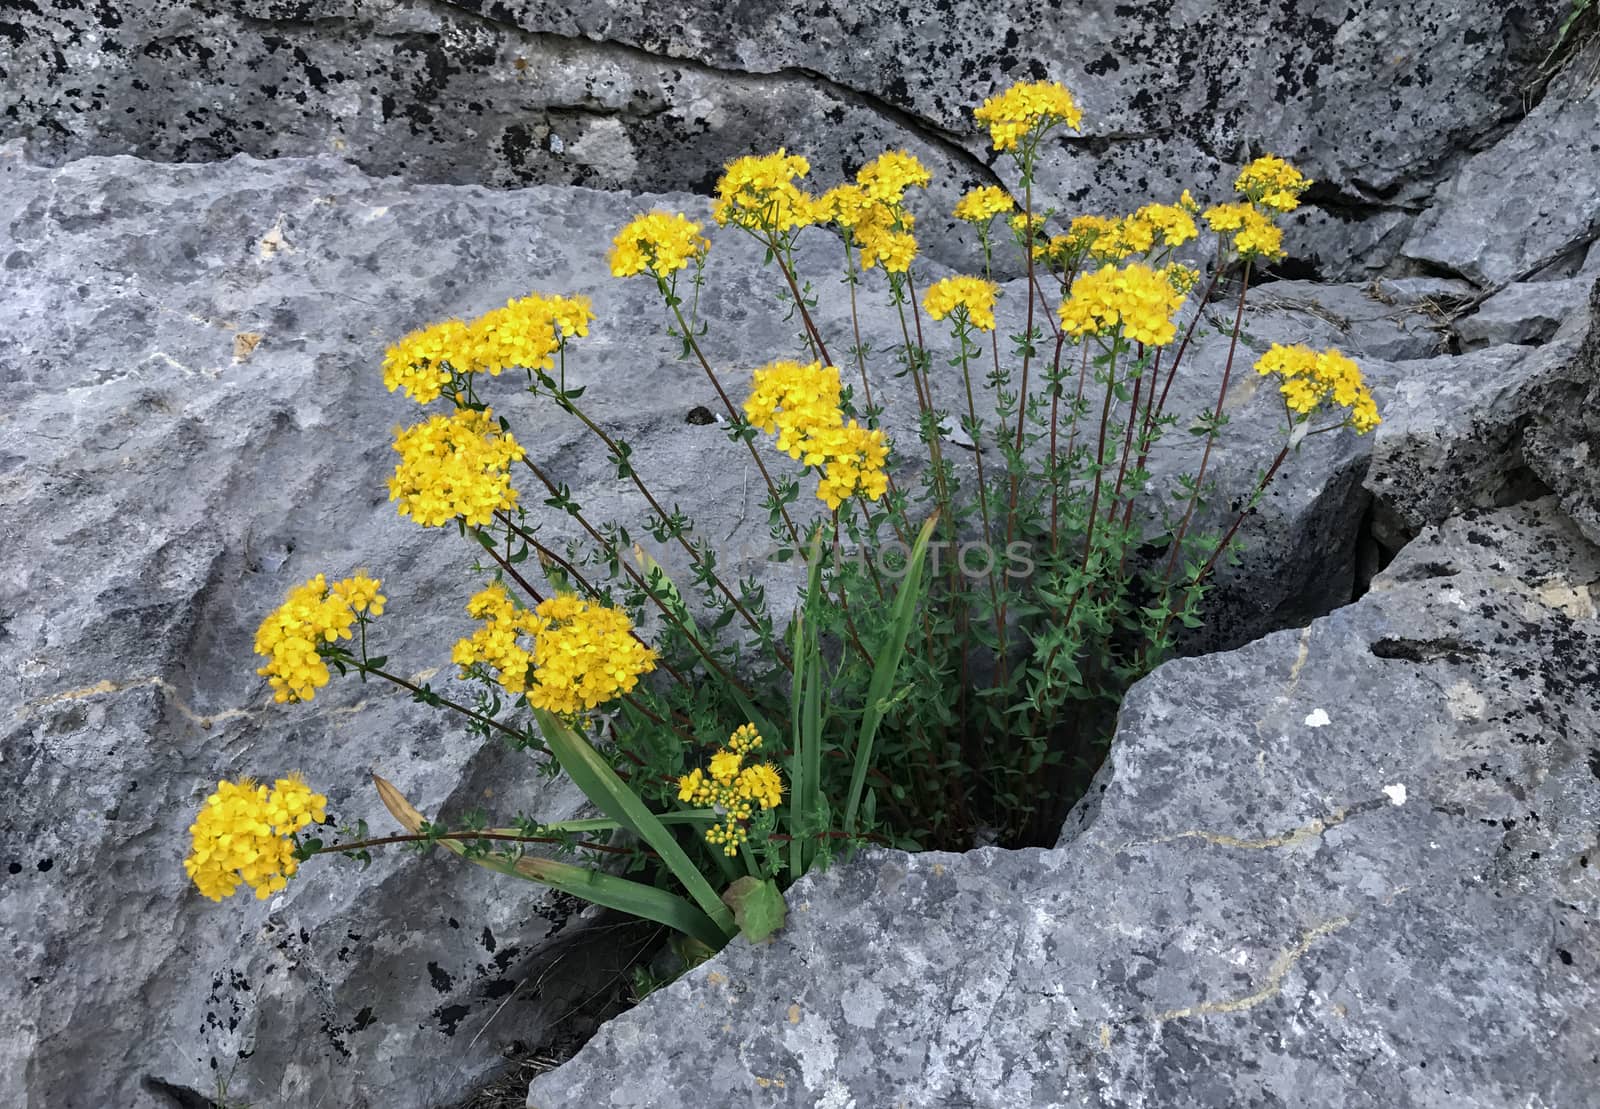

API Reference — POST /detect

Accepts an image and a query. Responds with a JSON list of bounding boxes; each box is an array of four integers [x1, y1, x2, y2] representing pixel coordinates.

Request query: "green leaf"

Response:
[[843, 513, 938, 835], [371, 774, 730, 949], [531, 709, 736, 939], [720, 876, 787, 942]]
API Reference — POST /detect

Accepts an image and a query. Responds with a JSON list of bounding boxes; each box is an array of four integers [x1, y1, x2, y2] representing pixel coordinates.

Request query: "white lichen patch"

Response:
[[1445, 679, 1487, 721], [840, 980, 888, 1029], [568, 117, 638, 179], [1304, 708, 1331, 728], [1382, 783, 1408, 806], [1533, 579, 1598, 620]]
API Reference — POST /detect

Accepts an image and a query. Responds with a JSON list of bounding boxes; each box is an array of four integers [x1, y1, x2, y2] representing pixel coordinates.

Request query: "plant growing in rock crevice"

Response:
[[187, 79, 1381, 953]]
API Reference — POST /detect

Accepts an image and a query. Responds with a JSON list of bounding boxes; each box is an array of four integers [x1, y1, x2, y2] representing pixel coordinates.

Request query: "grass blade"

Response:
[[370, 775, 728, 947], [842, 513, 937, 835], [531, 709, 736, 938]]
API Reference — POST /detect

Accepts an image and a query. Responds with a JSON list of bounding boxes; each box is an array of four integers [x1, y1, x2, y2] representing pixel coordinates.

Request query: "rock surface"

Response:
[[0, 0, 1572, 276], [3, 7, 1599, 1104], [0, 145, 1452, 1109], [1402, 58, 1600, 286], [1365, 279, 1600, 551], [528, 495, 1600, 1109]]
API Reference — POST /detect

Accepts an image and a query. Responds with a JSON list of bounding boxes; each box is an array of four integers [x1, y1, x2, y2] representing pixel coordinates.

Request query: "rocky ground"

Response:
[[2, 3, 1598, 1108]]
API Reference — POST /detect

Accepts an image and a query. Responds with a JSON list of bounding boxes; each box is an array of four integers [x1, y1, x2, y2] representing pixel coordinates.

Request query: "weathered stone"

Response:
[[528, 496, 1600, 1108], [1371, 275, 1477, 308], [0, 143, 1424, 1108], [1364, 280, 1599, 549], [1456, 275, 1592, 349], [0, 0, 1570, 275], [1523, 279, 1600, 544], [1403, 56, 1600, 286]]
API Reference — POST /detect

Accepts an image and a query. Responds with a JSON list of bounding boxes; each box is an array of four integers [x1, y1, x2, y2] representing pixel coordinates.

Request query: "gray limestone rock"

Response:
[[1403, 56, 1600, 286], [0, 143, 1435, 1109], [0, 0, 1571, 276], [1364, 279, 1599, 550], [1523, 279, 1600, 544], [528, 496, 1600, 1109], [1456, 275, 1593, 349]]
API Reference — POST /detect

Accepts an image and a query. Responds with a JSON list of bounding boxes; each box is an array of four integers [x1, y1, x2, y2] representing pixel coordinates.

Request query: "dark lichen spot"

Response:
[[435, 1003, 471, 1037], [427, 962, 454, 993]]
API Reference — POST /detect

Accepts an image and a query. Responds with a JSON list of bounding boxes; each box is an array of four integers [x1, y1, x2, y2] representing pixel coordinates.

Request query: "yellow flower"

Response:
[[713, 149, 820, 234], [1204, 202, 1284, 260], [812, 421, 890, 510], [859, 225, 919, 273], [952, 185, 1016, 223], [383, 294, 595, 403], [709, 749, 743, 785], [452, 582, 538, 693], [726, 722, 763, 755], [821, 183, 876, 231], [526, 594, 657, 715], [855, 150, 932, 205], [744, 360, 844, 457], [382, 317, 471, 404], [973, 79, 1083, 151], [387, 407, 526, 528], [735, 763, 784, 810], [264, 773, 328, 835], [330, 573, 386, 616], [1253, 343, 1381, 433], [609, 210, 710, 278], [677, 767, 712, 805], [679, 725, 786, 856], [1131, 200, 1199, 249], [185, 776, 327, 901], [254, 573, 384, 703], [922, 275, 1000, 332], [1058, 262, 1188, 347], [1235, 155, 1312, 212]]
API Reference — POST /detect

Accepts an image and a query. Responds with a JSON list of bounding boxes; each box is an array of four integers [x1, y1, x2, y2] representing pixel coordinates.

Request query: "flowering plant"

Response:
[[187, 79, 1379, 952]]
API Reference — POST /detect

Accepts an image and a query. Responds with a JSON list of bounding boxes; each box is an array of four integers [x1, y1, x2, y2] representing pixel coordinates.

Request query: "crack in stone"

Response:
[[1145, 914, 1357, 1023], [12, 667, 442, 729], [427, 0, 1007, 190], [1114, 795, 1392, 853]]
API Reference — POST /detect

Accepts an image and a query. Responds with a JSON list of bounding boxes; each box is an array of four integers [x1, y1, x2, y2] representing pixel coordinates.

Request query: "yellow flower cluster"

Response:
[[973, 79, 1083, 151], [677, 724, 785, 856], [254, 572, 385, 703], [952, 185, 1016, 224], [451, 582, 539, 693], [1235, 155, 1312, 212], [388, 407, 526, 528], [525, 594, 658, 715], [821, 151, 931, 273], [609, 210, 710, 278], [185, 774, 327, 901], [856, 149, 932, 204], [1202, 202, 1284, 260], [922, 275, 1000, 332], [1198, 155, 1309, 260], [1255, 344, 1381, 433], [1038, 195, 1200, 270], [743, 360, 890, 509], [1058, 262, 1189, 347], [812, 421, 891, 510], [745, 360, 844, 459], [453, 586, 657, 712], [383, 294, 595, 404], [713, 149, 820, 234]]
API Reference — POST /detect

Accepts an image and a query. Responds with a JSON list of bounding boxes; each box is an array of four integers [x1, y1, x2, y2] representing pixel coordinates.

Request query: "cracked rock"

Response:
[[528, 497, 1600, 1109], [1403, 54, 1600, 286], [0, 0, 1573, 275]]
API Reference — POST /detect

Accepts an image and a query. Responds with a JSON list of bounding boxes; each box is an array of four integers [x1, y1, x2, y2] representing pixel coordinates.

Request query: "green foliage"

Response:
[[245, 86, 1374, 958]]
